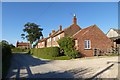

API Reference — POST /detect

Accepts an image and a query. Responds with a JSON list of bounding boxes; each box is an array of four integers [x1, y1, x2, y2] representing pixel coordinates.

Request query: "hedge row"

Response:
[[1, 43, 12, 78], [31, 47, 60, 57], [12, 48, 29, 53]]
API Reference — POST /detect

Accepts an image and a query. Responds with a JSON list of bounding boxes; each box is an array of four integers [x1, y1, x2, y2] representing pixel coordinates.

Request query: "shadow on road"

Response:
[[6, 53, 51, 78], [6, 53, 93, 79]]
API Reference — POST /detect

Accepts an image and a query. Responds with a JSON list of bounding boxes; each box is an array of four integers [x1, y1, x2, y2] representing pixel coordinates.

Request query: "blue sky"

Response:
[[2, 2, 118, 45]]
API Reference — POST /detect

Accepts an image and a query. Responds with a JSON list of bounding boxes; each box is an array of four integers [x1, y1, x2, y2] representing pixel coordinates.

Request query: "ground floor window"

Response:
[[84, 40, 91, 49]]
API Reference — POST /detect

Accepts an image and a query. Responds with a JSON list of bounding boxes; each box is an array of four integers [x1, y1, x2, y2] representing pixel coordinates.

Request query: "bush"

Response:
[[31, 47, 60, 57], [57, 37, 80, 58], [65, 49, 80, 59]]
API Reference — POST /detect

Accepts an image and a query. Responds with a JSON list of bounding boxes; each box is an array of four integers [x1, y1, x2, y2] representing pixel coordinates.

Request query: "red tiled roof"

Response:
[[72, 24, 96, 39], [50, 24, 80, 38], [63, 24, 81, 31], [38, 38, 47, 42], [17, 42, 30, 46]]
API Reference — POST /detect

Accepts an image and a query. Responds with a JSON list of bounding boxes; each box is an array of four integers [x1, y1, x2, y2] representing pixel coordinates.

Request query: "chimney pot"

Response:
[[73, 14, 77, 24]]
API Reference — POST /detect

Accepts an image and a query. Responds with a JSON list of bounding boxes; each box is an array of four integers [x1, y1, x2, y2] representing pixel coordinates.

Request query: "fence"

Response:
[[93, 47, 120, 56]]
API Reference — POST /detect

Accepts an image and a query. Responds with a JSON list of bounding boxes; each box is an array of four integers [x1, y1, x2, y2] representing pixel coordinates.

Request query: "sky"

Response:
[[2, 2, 118, 46]]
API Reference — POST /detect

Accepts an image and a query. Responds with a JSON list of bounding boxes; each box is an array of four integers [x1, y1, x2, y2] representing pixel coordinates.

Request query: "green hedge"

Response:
[[31, 47, 60, 57], [1, 43, 12, 78], [12, 48, 28, 53]]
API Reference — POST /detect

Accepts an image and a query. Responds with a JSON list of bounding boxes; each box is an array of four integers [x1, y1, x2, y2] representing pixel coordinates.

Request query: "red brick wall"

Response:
[[47, 38, 52, 47], [37, 41, 46, 48], [74, 25, 112, 57]]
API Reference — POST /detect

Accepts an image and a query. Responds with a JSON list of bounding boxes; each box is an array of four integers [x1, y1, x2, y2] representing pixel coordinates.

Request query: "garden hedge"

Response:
[[1, 43, 12, 78], [12, 48, 28, 53], [31, 47, 60, 57]]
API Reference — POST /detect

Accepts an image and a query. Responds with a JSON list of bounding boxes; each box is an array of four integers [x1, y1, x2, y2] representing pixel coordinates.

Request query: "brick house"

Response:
[[35, 15, 113, 57], [16, 41, 31, 49], [36, 15, 81, 48], [35, 38, 47, 48], [73, 25, 113, 57]]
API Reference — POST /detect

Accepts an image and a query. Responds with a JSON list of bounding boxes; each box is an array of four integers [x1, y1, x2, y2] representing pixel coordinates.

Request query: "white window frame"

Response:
[[47, 39, 49, 42], [84, 40, 91, 49], [54, 37, 56, 41], [75, 40, 78, 46], [58, 35, 60, 39], [50, 38, 51, 41], [42, 42, 44, 44]]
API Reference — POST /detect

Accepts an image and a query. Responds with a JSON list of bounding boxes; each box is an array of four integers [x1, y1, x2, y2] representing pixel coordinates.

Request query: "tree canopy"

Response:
[[22, 22, 43, 44]]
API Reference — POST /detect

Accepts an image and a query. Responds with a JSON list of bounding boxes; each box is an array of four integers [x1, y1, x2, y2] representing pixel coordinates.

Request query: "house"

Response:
[[35, 38, 47, 48], [16, 41, 31, 49], [73, 25, 113, 57], [36, 15, 81, 48], [106, 28, 120, 48], [35, 15, 113, 57]]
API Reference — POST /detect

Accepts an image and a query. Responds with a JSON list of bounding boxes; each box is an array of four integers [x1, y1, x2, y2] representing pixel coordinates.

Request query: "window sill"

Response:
[[84, 48, 92, 50]]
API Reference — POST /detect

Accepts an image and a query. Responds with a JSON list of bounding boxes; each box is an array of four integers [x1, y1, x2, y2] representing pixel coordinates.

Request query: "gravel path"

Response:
[[6, 53, 119, 79]]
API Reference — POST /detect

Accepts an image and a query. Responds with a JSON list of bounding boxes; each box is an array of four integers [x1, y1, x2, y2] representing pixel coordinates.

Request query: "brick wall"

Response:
[[73, 25, 113, 57]]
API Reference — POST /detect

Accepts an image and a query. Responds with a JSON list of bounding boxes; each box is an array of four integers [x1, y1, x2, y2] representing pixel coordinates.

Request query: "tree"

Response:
[[21, 33, 25, 40], [22, 22, 43, 47], [1, 40, 9, 45], [57, 37, 80, 58], [9, 44, 15, 49]]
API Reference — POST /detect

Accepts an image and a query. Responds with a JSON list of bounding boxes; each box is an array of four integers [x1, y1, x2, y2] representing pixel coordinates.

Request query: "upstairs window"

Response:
[[50, 38, 51, 41], [84, 40, 91, 49], [54, 37, 56, 41], [75, 40, 78, 46], [58, 35, 60, 39]]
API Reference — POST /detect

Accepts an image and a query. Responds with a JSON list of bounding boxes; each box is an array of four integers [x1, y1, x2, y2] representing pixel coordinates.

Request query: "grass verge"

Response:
[[32, 54, 71, 60]]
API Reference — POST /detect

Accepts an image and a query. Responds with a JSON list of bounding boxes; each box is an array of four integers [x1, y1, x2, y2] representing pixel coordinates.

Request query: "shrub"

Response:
[[31, 47, 60, 57], [57, 37, 80, 58], [57, 37, 75, 51], [65, 49, 80, 59]]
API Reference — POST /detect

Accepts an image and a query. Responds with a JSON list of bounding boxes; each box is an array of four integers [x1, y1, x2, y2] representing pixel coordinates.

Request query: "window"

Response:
[[54, 37, 56, 41], [50, 38, 51, 41], [84, 40, 91, 49], [75, 40, 78, 46], [58, 35, 60, 39], [47, 39, 49, 42]]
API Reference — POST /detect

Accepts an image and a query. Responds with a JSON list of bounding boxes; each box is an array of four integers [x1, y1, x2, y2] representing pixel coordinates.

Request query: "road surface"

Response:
[[6, 53, 119, 79]]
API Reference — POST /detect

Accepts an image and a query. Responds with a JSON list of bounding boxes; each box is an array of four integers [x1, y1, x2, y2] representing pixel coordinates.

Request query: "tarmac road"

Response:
[[6, 53, 119, 79]]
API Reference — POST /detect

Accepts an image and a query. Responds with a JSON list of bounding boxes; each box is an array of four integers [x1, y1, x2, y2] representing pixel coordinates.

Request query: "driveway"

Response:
[[6, 53, 119, 79]]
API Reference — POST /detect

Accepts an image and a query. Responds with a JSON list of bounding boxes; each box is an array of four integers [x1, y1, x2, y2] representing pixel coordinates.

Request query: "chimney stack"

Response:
[[49, 33, 51, 37], [73, 14, 77, 24], [52, 30, 55, 33], [59, 25, 62, 31]]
